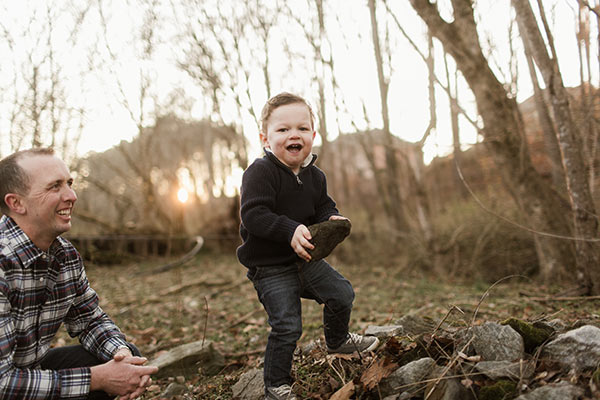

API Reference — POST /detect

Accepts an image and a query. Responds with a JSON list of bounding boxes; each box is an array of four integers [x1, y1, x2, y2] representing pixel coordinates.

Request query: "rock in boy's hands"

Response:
[[291, 224, 314, 262]]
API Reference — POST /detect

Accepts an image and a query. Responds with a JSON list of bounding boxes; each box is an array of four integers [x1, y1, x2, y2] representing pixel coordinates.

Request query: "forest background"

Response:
[[2, 0, 600, 293], [3, 0, 600, 398]]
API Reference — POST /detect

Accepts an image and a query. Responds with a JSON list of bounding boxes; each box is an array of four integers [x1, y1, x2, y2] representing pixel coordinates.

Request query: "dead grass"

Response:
[[54, 252, 600, 399]]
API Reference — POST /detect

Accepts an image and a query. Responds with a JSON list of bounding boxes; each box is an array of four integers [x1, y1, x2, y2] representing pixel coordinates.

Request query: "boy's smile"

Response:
[[260, 102, 316, 174]]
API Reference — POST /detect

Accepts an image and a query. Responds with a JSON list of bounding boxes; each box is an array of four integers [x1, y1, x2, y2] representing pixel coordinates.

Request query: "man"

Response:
[[0, 148, 157, 399]]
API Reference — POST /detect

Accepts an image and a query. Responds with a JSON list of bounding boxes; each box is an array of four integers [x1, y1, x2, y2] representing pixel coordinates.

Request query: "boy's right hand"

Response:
[[291, 224, 315, 262]]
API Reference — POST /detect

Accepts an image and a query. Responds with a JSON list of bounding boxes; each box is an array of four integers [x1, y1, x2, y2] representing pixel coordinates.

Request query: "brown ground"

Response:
[[54, 253, 600, 399]]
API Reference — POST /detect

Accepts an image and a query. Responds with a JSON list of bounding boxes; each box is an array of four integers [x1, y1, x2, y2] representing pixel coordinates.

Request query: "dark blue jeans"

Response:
[[248, 259, 355, 388], [40, 343, 141, 399]]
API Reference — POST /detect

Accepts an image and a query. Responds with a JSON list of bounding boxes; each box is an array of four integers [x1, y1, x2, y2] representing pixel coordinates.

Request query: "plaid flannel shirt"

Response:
[[0, 215, 128, 399]]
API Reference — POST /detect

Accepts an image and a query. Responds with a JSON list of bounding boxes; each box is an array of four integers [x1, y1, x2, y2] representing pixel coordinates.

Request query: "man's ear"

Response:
[[4, 194, 26, 215]]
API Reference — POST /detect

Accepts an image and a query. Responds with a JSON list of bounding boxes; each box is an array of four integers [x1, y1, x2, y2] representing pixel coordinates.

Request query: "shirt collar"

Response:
[[263, 148, 317, 172], [0, 215, 61, 268]]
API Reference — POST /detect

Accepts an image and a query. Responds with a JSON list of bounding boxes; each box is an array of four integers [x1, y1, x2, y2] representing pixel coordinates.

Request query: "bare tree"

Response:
[[409, 0, 576, 285], [177, 0, 269, 146], [513, 0, 600, 294], [0, 1, 90, 162], [366, 0, 409, 231]]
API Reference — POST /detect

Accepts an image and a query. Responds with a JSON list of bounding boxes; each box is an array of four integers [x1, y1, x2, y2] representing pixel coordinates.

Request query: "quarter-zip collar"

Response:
[[263, 148, 317, 175]]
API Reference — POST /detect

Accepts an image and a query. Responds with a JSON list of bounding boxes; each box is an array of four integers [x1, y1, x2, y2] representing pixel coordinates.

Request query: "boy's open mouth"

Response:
[[287, 143, 303, 152]]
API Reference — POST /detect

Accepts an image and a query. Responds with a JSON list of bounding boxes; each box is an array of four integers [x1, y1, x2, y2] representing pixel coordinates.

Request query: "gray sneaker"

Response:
[[266, 384, 297, 400], [327, 332, 379, 354]]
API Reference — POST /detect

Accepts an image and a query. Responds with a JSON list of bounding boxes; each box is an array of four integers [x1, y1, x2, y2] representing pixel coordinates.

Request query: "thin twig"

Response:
[[424, 337, 474, 399], [526, 295, 600, 301], [471, 275, 529, 326], [202, 296, 209, 348], [455, 159, 600, 242], [226, 308, 264, 329]]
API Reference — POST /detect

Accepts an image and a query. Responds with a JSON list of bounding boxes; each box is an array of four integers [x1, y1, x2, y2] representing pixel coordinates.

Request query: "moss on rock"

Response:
[[479, 380, 517, 400], [593, 366, 600, 387], [501, 317, 553, 353]]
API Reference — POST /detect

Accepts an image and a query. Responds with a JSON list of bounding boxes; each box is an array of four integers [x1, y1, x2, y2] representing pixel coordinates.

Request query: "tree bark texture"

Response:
[[409, 0, 575, 282], [513, 0, 600, 294]]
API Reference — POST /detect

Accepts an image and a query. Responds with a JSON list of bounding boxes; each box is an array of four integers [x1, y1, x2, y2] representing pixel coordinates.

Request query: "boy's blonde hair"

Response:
[[260, 92, 315, 133]]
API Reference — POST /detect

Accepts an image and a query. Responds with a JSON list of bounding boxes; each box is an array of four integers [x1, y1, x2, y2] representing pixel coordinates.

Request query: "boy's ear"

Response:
[[4, 193, 26, 215], [259, 132, 270, 148]]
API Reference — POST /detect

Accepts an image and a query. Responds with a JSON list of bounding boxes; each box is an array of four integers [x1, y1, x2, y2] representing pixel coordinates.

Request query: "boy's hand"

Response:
[[291, 224, 315, 262], [329, 215, 349, 222]]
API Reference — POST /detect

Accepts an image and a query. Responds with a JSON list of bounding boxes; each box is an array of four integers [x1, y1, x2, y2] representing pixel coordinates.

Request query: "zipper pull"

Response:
[[296, 175, 303, 186]]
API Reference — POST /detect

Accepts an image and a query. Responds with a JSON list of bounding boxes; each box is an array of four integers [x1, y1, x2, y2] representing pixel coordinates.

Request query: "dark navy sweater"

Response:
[[236, 150, 339, 268]]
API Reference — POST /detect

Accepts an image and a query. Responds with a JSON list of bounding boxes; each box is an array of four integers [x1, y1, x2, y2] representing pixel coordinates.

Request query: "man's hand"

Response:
[[90, 355, 158, 399], [291, 224, 314, 262], [113, 346, 132, 361]]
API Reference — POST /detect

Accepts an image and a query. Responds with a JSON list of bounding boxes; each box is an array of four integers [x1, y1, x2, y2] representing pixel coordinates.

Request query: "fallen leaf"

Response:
[[360, 358, 398, 390], [330, 381, 355, 400]]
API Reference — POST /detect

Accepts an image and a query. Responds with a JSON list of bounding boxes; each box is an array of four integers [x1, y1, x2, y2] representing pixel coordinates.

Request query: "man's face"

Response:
[[260, 102, 316, 174], [17, 154, 77, 247]]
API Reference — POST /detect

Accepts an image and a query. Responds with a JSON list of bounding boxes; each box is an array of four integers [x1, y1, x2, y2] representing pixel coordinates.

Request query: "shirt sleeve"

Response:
[[240, 162, 300, 243], [313, 170, 339, 222], [0, 270, 91, 399], [63, 256, 128, 362]]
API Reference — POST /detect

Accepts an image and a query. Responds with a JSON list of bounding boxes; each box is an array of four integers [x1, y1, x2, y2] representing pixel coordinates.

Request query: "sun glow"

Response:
[[177, 188, 189, 204]]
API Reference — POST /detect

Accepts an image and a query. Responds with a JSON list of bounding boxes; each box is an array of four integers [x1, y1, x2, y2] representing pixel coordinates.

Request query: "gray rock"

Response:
[[425, 366, 471, 400], [365, 325, 404, 338], [160, 382, 188, 398], [475, 360, 535, 380], [469, 322, 524, 361], [394, 315, 435, 336], [541, 325, 600, 372], [515, 381, 584, 400], [307, 219, 351, 260], [149, 340, 225, 378], [232, 369, 265, 400], [545, 319, 566, 332], [379, 357, 436, 397]]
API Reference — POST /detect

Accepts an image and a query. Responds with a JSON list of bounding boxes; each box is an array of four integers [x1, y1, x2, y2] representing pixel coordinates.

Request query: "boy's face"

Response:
[[260, 102, 316, 174]]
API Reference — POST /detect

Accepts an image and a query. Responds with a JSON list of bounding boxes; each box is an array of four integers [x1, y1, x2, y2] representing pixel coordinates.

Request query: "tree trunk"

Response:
[[513, 0, 600, 294], [368, 0, 408, 231], [409, 0, 575, 282]]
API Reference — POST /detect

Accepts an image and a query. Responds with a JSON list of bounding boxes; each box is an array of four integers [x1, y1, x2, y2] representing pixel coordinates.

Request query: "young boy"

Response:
[[237, 92, 379, 400]]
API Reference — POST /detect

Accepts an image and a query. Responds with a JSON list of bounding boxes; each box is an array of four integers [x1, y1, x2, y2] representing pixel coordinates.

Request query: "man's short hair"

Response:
[[260, 92, 315, 133], [0, 148, 55, 214]]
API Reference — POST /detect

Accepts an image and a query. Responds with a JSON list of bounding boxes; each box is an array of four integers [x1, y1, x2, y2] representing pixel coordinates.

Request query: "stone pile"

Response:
[[147, 314, 600, 399], [230, 315, 600, 399]]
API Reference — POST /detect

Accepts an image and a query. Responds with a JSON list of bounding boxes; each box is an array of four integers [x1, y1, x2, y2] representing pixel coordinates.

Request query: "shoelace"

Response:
[[272, 385, 293, 396], [347, 332, 363, 344]]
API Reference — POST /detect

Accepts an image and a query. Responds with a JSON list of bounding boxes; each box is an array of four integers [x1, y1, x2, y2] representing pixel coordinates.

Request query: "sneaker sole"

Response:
[[362, 336, 379, 352]]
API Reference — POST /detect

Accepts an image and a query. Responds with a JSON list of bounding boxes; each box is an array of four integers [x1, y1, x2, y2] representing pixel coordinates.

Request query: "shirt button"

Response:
[[39, 277, 44, 282], [41, 254, 47, 260]]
